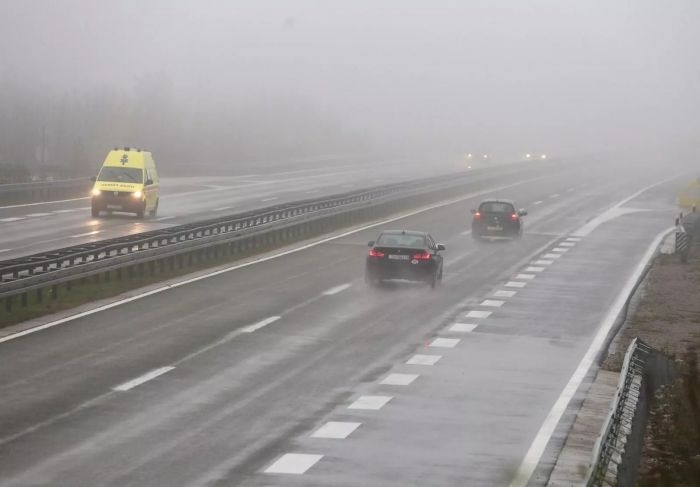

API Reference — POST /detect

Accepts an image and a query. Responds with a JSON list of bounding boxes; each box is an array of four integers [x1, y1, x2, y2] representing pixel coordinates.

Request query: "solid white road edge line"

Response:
[[112, 366, 175, 392], [507, 226, 674, 487], [0, 176, 546, 344], [0, 196, 89, 210], [71, 230, 101, 238]]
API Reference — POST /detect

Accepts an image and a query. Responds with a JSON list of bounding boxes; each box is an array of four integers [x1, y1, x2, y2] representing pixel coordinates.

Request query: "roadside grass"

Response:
[[639, 348, 700, 487], [634, 236, 700, 487]]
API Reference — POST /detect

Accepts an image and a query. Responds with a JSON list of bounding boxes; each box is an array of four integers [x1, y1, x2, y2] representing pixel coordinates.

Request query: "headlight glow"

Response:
[[132, 190, 143, 198], [91, 188, 101, 196]]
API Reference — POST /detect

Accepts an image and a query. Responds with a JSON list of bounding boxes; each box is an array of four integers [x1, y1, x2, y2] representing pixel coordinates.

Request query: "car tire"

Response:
[[149, 199, 159, 217], [91, 207, 99, 218], [430, 272, 438, 290]]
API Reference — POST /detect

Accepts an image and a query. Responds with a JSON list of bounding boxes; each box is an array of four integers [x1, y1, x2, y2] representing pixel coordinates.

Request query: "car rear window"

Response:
[[377, 234, 427, 248], [479, 202, 515, 213]]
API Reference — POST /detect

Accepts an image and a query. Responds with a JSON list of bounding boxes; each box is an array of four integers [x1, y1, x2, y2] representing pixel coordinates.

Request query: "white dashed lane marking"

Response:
[[480, 299, 504, 307], [265, 453, 323, 474], [0, 217, 24, 222], [0, 249, 11, 253], [566, 237, 582, 242], [430, 337, 460, 348], [550, 194, 560, 199], [71, 230, 101, 238], [560, 242, 576, 247], [52, 209, 79, 214], [261, 197, 279, 202], [542, 253, 562, 259], [348, 395, 392, 410], [113, 366, 175, 392], [465, 310, 492, 319], [155, 216, 175, 221], [552, 248, 569, 253], [241, 316, 281, 333], [311, 421, 361, 439], [26, 212, 52, 217], [533, 200, 544, 205], [524, 266, 545, 273], [449, 323, 478, 333], [322, 283, 352, 296], [212, 206, 232, 212], [515, 273, 536, 280], [494, 290, 517, 298], [532, 260, 554, 266], [380, 373, 419, 386], [567, 188, 575, 192], [407, 354, 442, 365], [505, 281, 527, 288]]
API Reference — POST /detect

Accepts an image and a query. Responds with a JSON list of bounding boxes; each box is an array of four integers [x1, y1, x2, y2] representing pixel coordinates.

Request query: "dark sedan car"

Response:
[[365, 230, 445, 289], [471, 199, 527, 240]]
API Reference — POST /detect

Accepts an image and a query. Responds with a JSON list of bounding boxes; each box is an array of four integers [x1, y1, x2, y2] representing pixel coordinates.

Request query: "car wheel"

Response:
[[91, 207, 99, 218], [430, 272, 438, 290], [149, 199, 159, 217]]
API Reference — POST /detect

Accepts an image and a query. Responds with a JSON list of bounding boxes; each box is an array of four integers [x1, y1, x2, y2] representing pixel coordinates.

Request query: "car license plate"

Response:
[[388, 254, 409, 260], [487, 226, 503, 231], [107, 205, 123, 210]]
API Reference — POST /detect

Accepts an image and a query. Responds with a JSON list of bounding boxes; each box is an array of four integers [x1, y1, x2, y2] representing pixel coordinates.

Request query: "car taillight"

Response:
[[368, 249, 385, 258], [412, 251, 431, 260], [473, 212, 481, 220], [511, 213, 519, 221]]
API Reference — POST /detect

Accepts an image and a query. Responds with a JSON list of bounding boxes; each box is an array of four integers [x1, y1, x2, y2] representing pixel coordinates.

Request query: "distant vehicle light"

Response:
[[91, 188, 101, 196], [132, 190, 143, 198], [541, 154, 547, 159], [466, 153, 473, 158], [467, 165, 472, 169], [525, 153, 532, 159], [483, 154, 488, 159]]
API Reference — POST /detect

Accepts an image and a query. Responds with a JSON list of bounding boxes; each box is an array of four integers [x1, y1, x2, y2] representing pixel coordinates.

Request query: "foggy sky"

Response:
[[2, 0, 699, 163]]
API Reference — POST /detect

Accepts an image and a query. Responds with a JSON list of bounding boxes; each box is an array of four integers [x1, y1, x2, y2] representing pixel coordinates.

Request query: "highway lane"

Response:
[[0, 164, 678, 486], [0, 159, 457, 260]]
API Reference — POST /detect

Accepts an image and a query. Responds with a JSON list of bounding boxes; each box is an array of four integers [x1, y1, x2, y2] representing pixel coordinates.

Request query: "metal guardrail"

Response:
[[0, 178, 91, 205], [586, 338, 651, 486], [0, 167, 531, 301]]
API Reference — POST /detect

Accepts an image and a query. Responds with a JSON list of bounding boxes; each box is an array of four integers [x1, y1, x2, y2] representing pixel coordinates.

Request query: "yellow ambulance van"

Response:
[[90, 148, 159, 218]]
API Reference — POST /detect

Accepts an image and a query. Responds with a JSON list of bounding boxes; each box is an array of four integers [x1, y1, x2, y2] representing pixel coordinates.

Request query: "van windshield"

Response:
[[97, 167, 143, 183]]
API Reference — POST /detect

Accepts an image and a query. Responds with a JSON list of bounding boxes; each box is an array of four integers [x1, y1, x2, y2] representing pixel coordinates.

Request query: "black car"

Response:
[[471, 199, 527, 240], [365, 230, 445, 288]]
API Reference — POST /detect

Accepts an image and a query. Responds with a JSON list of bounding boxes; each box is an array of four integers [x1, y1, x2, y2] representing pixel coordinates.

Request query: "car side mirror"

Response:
[[90, 176, 96, 182], [145, 179, 154, 186], [436, 243, 446, 251], [519, 209, 528, 216], [470, 209, 476, 214], [368, 241, 375, 247]]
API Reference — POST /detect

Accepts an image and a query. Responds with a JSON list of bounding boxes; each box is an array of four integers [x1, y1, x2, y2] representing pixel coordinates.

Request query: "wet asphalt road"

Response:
[[0, 159, 455, 261], [0, 162, 680, 486]]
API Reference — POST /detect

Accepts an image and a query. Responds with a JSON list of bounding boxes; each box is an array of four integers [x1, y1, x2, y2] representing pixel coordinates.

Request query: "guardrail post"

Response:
[[52, 284, 58, 300], [5, 296, 11, 313], [36, 288, 43, 304], [21, 292, 27, 307]]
